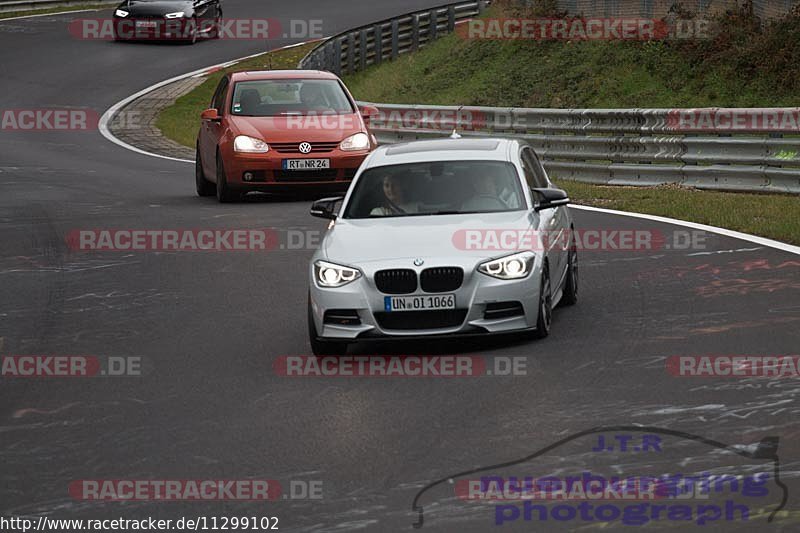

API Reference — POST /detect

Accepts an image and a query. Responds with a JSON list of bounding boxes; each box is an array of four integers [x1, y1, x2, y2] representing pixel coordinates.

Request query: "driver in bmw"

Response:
[[370, 174, 419, 216]]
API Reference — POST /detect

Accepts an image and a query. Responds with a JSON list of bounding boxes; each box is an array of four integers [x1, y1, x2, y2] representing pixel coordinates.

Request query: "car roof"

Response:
[[229, 70, 339, 82], [367, 138, 516, 166]]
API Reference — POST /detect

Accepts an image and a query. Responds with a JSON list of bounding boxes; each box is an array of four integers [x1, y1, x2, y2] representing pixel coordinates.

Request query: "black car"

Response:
[[113, 0, 222, 44]]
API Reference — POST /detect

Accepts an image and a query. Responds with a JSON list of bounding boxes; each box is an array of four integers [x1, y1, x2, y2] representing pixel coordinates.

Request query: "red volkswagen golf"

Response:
[[196, 70, 379, 202]]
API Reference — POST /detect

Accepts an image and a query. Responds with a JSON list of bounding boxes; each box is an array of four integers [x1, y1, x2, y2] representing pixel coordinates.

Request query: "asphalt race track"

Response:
[[1, 2, 799, 531]]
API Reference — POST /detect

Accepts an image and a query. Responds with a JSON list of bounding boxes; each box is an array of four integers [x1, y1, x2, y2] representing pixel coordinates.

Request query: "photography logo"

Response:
[[410, 425, 786, 528]]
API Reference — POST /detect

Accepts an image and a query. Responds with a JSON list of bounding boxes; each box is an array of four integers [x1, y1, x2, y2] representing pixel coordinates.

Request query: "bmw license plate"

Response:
[[283, 159, 330, 170], [384, 294, 455, 312], [135, 20, 158, 28]]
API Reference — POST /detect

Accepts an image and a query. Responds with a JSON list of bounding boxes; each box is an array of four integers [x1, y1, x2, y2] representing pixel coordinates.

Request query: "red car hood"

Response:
[[229, 114, 364, 143]]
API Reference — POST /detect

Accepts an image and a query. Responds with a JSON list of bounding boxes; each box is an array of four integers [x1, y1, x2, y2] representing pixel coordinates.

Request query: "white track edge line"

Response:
[[98, 39, 320, 164], [571, 204, 800, 256]]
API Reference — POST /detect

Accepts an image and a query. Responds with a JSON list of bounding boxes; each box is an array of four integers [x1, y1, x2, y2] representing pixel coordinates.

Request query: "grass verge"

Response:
[[556, 180, 800, 246], [343, 4, 800, 108], [154, 42, 317, 149]]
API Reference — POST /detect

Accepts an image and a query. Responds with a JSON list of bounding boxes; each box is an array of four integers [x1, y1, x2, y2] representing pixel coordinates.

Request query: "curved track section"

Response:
[[1, 3, 799, 531]]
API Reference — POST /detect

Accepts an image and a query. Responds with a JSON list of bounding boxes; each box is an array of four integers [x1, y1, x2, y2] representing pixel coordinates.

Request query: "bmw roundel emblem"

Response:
[[299, 142, 312, 154], [414, 258, 424, 267]]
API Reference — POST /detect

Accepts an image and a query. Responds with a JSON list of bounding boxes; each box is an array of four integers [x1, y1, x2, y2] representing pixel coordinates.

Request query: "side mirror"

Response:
[[532, 188, 570, 212], [359, 105, 380, 124], [201, 108, 220, 122], [310, 196, 344, 220]]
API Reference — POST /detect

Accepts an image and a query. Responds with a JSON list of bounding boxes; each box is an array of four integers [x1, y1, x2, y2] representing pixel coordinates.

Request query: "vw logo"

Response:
[[298, 142, 312, 154], [413, 258, 424, 267]]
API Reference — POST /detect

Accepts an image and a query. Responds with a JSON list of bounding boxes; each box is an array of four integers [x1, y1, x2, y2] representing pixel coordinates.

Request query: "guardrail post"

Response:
[[323, 42, 334, 72], [359, 28, 367, 70], [374, 24, 383, 65], [346, 33, 355, 74], [429, 9, 438, 41], [391, 19, 400, 59], [447, 6, 456, 32], [411, 14, 420, 51], [478, 0, 487, 14], [333, 38, 343, 75]]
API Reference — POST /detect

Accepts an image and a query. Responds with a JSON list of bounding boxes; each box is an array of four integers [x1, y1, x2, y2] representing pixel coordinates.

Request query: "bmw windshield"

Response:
[[343, 160, 526, 218]]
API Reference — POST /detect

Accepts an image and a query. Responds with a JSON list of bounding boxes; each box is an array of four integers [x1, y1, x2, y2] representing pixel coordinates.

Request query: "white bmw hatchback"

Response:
[[307, 138, 577, 355]]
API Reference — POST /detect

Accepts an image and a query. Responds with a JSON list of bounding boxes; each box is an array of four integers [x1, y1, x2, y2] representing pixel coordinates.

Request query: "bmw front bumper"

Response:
[[309, 256, 543, 342]]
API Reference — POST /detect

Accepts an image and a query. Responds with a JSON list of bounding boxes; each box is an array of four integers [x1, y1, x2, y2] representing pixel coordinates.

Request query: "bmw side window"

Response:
[[211, 78, 229, 115], [529, 148, 550, 188], [520, 148, 539, 189], [522, 147, 548, 189]]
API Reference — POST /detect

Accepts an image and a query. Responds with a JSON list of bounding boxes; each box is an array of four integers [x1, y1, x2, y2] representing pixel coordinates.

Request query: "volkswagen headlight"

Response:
[[339, 132, 370, 151], [115, 9, 129, 17], [315, 260, 361, 288], [164, 11, 185, 18], [478, 251, 535, 280], [233, 135, 269, 153]]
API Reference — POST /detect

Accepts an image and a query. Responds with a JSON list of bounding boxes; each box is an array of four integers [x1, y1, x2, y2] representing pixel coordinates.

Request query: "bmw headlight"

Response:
[[164, 11, 185, 18], [233, 135, 269, 153], [339, 132, 370, 151], [478, 251, 535, 280], [315, 260, 361, 288], [115, 9, 129, 17]]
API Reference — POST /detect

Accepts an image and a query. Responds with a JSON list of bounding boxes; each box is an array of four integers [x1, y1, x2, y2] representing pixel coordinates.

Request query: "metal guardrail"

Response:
[[297, 1, 800, 193], [298, 0, 488, 74], [0, 0, 117, 14], [358, 103, 800, 193]]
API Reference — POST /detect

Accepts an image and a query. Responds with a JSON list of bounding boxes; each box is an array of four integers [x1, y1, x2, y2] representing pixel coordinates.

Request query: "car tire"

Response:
[[308, 297, 348, 356], [559, 235, 578, 307], [215, 154, 239, 203], [533, 262, 552, 339], [195, 145, 215, 197]]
